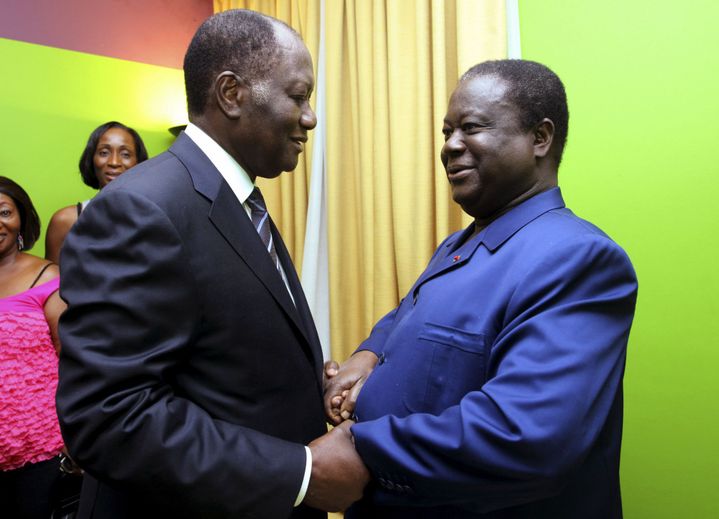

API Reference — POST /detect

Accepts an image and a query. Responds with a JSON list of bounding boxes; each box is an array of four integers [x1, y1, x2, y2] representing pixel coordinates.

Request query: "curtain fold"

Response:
[[213, 0, 507, 362]]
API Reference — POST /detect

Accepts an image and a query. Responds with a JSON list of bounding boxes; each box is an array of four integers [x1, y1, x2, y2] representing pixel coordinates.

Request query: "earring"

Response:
[[17, 233, 24, 251]]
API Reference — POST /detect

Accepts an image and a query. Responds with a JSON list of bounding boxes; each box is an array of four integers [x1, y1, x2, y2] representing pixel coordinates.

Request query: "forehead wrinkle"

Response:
[[445, 94, 493, 122], [450, 77, 518, 121]]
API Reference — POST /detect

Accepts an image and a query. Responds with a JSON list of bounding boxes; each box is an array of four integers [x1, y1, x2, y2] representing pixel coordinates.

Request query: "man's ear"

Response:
[[214, 71, 247, 119], [533, 118, 555, 158]]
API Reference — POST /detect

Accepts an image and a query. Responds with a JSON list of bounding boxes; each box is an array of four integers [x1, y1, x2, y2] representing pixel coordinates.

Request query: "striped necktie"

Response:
[[246, 187, 281, 272]]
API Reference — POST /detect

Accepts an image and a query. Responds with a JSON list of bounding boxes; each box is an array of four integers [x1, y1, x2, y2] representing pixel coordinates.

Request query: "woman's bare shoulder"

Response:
[[12, 254, 58, 286], [48, 205, 79, 228]]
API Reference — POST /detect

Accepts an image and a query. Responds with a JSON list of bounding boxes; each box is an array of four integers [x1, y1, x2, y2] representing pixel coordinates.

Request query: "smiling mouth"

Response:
[[290, 138, 306, 152], [447, 164, 475, 174], [446, 165, 475, 182]]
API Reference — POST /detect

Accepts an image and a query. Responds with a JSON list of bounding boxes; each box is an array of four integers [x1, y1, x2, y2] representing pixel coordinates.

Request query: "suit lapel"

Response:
[[169, 133, 319, 371], [271, 218, 325, 379], [411, 226, 480, 292], [208, 182, 304, 326]]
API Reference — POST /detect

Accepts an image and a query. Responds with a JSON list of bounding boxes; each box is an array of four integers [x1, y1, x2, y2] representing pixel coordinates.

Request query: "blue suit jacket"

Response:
[[348, 188, 637, 519]]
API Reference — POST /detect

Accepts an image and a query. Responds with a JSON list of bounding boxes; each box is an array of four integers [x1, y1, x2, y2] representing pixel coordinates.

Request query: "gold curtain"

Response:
[[213, 0, 507, 360]]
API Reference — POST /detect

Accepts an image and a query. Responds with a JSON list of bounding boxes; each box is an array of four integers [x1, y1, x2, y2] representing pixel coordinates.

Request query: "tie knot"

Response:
[[246, 187, 267, 214]]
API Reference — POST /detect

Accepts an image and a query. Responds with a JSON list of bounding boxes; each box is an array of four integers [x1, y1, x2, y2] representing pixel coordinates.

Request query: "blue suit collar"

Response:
[[446, 187, 566, 253], [413, 188, 565, 292]]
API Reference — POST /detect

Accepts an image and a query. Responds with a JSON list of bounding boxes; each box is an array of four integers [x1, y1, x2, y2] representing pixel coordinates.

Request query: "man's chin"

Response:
[[256, 169, 288, 180], [254, 157, 300, 179], [280, 158, 301, 175]]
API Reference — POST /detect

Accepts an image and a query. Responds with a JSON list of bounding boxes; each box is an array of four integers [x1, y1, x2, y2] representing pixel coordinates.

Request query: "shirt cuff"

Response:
[[294, 446, 312, 507]]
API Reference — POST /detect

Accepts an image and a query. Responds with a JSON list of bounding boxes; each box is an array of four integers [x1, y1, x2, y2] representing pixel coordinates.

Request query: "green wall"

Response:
[[0, 37, 186, 256], [519, 1, 719, 517]]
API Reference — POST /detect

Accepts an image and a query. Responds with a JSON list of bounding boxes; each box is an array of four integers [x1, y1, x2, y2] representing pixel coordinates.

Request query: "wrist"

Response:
[[352, 349, 379, 368]]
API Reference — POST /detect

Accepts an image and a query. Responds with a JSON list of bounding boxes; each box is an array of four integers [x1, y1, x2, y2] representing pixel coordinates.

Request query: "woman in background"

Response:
[[45, 121, 148, 263], [0, 176, 67, 518]]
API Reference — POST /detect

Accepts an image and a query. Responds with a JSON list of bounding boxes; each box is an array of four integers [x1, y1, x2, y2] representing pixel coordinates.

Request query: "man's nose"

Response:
[[442, 131, 466, 155], [301, 107, 317, 130]]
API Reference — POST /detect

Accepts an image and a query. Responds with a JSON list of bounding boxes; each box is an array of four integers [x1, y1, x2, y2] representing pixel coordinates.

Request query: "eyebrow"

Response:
[[443, 110, 491, 123]]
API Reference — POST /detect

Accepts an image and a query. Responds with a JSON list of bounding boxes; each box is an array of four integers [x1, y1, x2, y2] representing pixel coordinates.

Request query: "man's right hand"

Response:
[[304, 421, 370, 512], [323, 350, 379, 425]]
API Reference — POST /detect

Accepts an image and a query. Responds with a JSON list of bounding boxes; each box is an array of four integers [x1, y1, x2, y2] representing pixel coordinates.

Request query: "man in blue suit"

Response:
[[325, 60, 638, 518], [57, 9, 366, 519]]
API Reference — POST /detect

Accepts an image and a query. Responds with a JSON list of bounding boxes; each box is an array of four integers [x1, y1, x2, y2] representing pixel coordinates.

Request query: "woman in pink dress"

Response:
[[0, 176, 67, 518]]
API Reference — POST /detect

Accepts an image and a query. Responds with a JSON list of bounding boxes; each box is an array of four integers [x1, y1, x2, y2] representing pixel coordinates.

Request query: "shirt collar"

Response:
[[184, 122, 254, 204]]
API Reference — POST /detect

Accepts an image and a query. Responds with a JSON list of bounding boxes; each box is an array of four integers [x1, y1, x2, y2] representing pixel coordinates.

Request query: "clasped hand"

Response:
[[303, 351, 379, 512], [323, 350, 379, 425]]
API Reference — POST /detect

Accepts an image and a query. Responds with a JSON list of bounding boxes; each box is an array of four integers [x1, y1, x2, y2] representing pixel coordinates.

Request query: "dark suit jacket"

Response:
[[346, 188, 637, 519], [56, 133, 327, 519]]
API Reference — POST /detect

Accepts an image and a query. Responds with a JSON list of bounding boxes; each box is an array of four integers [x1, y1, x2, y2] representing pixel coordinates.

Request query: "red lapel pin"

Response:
[[453, 255, 461, 262]]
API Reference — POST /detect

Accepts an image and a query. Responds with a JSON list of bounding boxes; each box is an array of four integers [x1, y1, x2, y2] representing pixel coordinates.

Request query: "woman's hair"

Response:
[[78, 121, 149, 189], [0, 176, 41, 250]]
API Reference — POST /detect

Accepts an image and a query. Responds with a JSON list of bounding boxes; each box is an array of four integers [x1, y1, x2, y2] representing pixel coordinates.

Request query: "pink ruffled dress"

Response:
[[0, 277, 64, 471]]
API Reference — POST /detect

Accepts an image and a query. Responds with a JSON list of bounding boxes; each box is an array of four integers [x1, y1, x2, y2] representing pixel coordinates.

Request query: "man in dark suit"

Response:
[[57, 9, 367, 519], [325, 60, 637, 518]]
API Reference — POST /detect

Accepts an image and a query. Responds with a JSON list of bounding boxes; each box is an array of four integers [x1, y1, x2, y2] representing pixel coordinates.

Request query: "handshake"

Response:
[[303, 351, 380, 512]]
